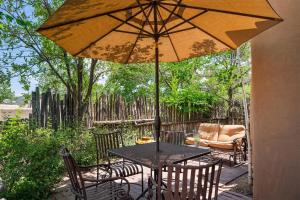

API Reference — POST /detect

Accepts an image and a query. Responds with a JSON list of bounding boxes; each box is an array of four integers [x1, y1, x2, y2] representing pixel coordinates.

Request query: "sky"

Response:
[[11, 76, 37, 96], [11, 72, 106, 97], [7, 5, 37, 97]]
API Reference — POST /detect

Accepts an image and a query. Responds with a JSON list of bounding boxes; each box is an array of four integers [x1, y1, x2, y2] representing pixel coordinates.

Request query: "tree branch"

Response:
[[92, 69, 110, 85], [159, 69, 172, 89], [83, 59, 98, 103], [42, 0, 52, 16]]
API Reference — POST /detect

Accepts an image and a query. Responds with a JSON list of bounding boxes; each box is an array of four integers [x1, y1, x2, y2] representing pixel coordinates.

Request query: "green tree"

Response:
[[202, 44, 251, 122], [0, 0, 108, 120], [102, 44, 251, 120], [159, 58, 218, 115], [0, 70, 13, 103], [104, 63, 154, 102]]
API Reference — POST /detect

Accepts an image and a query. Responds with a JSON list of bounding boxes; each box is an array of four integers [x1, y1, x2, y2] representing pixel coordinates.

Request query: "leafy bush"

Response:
[[55, 126, 96, 166], [0, 119, 96, 200], [0, 119, 61, 199]]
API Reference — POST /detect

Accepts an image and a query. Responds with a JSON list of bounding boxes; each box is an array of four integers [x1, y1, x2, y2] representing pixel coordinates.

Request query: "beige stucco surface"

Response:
[[251, 0, 300, 199], [0, 104, 31, 121]]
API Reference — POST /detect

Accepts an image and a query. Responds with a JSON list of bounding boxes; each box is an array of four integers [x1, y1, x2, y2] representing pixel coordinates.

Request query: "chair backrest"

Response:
[[60, 147, 86, 199], [93, 130, 124, 160], [160, 130, 185, 145], [157, 159, 223, 200]]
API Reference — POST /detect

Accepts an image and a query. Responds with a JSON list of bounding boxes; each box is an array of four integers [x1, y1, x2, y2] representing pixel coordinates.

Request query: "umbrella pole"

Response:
[[153, 0, 160, 152], [154, 39, 160, 152]]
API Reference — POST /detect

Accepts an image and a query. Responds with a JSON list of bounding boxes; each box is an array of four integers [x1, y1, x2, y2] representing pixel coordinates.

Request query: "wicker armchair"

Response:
[[148, 159, 223, 200], [60, 147, 133, 200], [93, 130, 144, 192]]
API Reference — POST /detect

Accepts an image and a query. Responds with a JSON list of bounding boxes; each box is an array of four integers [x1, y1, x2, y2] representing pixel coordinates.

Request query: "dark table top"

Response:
[[108, 142, 211, 169]]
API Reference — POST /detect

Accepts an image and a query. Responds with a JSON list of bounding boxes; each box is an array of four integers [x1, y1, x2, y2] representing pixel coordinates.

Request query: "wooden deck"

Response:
[[218, 189, 251, 200], [51, 161, 251, 200]]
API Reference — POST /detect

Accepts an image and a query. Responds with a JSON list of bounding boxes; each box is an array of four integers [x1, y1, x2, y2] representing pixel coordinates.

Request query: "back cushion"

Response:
[[198, 123, 220, 141], [218, 125, 245, 142]]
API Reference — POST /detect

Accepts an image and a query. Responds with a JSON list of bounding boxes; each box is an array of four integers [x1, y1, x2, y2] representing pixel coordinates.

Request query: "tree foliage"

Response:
[[0, 0, 107, 119], [103, 63, 154, 102], [0, 118, 96, 200], [103, 44, 251, 120], [0, 70, 13, 103], [0, 0, 251, 121]]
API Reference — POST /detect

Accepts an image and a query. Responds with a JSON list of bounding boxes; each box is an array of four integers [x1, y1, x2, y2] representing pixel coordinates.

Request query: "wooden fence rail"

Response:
[[30, 87, 245, 130], [30, 88, 75, 130], [92, 94, 206, 122]]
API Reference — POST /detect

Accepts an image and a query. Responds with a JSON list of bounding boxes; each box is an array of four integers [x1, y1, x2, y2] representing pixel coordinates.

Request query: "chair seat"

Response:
[[110, 160, 142, 177], [199, 139, 234, 150], [85, 181, 133, 200], [208, 141, 234, 150], [199, 139, 217, 147]]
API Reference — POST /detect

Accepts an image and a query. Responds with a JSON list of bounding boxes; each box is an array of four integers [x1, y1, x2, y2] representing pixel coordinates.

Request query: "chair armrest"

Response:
[[232, 137, 246, 152], [233, 137, 244, 144]]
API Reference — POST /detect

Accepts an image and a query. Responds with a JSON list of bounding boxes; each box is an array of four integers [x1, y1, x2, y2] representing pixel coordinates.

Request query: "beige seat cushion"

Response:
[[218, 125, 245, 142], [198, 123, 220, 141], [208, 141, 234, 150], [199, 139, 214, 147]]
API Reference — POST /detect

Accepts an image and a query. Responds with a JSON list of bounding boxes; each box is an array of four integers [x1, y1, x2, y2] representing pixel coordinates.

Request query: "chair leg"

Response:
[[233, 149, 237, 165], [243, 140, 248, 161], [97, 166, 99, 181], [141, 166, 144, 193], [229, 154, 233, 167]]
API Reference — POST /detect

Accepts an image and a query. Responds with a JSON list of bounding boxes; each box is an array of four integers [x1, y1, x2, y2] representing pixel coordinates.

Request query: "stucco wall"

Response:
[[0, 104, 32, 121], [251, 0, 300, 199]]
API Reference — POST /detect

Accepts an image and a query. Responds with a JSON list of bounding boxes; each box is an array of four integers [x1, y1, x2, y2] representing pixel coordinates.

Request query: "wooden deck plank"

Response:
[[51, 160, 252, 200]]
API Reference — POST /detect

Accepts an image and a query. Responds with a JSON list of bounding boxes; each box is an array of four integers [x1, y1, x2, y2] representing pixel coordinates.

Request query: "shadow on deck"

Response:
[[50, 161, 251, 200]]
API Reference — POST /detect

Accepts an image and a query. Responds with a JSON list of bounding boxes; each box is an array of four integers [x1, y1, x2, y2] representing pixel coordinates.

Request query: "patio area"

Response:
[[2, 0, 299, 199], [50, 159, 250, 200]]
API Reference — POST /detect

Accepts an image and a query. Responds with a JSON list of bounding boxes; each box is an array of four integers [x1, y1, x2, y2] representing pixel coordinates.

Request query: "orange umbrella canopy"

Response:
[[38, 0, 282, 64]]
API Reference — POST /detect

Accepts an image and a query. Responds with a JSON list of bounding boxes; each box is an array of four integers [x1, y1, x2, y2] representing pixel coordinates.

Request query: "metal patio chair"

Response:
[[148, 159, 223, 200], [93, 130, 144, 192], [60, 146, 133, 200], [160, 130, 187, 171], [160, 130, 186, 146]]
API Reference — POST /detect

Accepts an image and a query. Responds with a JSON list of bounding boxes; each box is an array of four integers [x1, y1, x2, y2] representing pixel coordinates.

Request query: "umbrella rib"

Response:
[[156, 7, 180, 62], [125, 6, 154, 64], [136, 0, 155, 33], [159, 4, 235, 50], [108, 14, 153, 36], [37, 3, 150, 32], [158, 0, 182, 34], [160, 2, 283, 21], [73, 5, 151, 57], [159, 10, 208, 36], [166, 27, 196, 35], [114, 29, 150, 37]]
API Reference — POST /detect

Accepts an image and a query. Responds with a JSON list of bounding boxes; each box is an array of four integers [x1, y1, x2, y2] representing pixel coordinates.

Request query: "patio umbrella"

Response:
[[37, 0, 282, 152]]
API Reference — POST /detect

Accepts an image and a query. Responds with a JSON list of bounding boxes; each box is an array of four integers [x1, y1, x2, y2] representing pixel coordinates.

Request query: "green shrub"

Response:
[[0, 119, 96, 200], [0, 119, 62, 200], [56, 126, 96, 166]]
